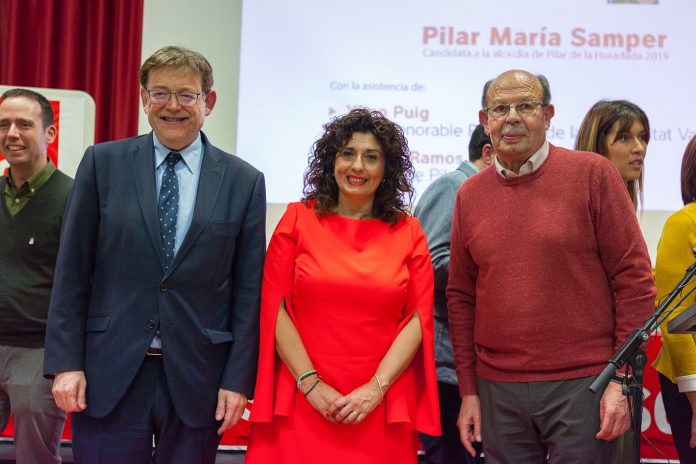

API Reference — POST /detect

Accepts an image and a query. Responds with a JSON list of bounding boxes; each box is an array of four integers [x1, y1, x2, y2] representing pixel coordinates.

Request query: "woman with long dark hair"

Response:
[[575, 100, 650, 210]]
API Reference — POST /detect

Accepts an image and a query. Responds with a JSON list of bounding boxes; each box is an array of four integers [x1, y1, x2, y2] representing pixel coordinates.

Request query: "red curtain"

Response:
[[0, 0, 144, 144]]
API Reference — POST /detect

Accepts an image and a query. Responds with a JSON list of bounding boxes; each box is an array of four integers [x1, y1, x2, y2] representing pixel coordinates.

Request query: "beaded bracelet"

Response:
[[296, 369, 318, 389], [303, 377, 322, 397]]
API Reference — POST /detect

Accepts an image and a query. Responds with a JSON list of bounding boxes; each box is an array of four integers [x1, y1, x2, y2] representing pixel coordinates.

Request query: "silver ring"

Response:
[[351, 411, 358, 415]]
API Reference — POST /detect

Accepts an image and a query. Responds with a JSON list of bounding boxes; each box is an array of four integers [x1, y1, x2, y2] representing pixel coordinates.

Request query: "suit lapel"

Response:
[[130, 134, 166, 270], [167, 136, 225, 273]]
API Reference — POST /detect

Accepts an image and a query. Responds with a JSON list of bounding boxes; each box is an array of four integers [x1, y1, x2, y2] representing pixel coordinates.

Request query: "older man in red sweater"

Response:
[[447, 69, 656, 463]]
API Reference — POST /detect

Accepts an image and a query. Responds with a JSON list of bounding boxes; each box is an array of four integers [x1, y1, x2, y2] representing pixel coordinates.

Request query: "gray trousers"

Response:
[[0, 346, 66, 464], [478, 376, 618, 464]]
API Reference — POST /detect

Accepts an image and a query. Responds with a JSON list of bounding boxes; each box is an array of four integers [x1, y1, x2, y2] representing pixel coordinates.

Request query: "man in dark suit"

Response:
[[44, 45, 266, 463]]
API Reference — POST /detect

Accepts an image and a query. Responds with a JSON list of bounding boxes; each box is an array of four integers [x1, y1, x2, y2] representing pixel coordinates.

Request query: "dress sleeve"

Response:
[[654, 208, 696, 388], [384, 217, 441, 436], [249, 203, 300, 422]]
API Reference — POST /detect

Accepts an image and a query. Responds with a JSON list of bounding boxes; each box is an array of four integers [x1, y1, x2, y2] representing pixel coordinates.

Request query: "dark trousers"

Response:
[[0, 346, 66, 464], [71, 356, 221, 464], [420, 381, 483, 464], [478, 376, 618, 464], [659, 373, 696, 463]]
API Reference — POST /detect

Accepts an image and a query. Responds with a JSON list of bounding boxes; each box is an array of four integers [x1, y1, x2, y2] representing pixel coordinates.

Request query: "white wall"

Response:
[[640, 210, 672, 266], [140, 0, 673, 264]]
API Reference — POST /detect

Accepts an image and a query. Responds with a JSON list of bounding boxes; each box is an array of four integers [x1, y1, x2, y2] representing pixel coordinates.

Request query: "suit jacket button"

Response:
[[147, 320, 157, 329], [159, 283, 168, 292]]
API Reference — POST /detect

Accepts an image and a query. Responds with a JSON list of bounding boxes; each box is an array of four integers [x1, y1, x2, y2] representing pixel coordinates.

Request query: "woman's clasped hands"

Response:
[[300, 374, 385, 425]]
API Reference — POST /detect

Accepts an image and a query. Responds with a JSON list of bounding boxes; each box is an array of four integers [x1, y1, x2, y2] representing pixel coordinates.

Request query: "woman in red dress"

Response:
[[246, 108, 440, 463]]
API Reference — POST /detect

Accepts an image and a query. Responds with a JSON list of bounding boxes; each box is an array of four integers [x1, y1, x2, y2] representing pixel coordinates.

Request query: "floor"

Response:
[[0, 441, 246, 463], [0, 441, 429, 463]]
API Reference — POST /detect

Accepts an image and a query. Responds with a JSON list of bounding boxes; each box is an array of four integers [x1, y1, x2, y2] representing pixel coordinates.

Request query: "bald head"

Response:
[[481, 70, 551, 110]]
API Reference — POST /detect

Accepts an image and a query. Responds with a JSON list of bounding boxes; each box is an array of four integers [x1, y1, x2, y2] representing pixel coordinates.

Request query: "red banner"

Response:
[[642, 333, 679, 461], [47, 100, 60, 166]]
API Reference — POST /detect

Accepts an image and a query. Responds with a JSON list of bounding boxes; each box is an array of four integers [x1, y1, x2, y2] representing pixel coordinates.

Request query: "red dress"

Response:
[[246, 202, 439, 463]]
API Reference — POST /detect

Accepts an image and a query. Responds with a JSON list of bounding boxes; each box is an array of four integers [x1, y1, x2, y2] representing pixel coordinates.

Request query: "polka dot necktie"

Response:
[[159, 152, 182, 269]]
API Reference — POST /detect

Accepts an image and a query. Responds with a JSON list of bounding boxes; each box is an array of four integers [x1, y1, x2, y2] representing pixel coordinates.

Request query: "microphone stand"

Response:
[[589, 254, 696, 464]]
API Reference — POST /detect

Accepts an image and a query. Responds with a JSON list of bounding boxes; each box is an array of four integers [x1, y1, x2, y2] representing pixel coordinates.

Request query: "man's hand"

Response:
[[52, 371, 87, 412], [596, 380, 629, 441], [215, 389, 247, 435], [457, 394, 482, 457]]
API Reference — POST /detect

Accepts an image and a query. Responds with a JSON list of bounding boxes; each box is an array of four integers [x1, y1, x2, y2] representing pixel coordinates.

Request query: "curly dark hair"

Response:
[[302, 108, 415, 224]]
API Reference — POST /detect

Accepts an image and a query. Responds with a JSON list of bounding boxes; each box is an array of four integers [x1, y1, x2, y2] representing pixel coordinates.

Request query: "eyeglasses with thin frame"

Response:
[[145, 89, 204, 106], [484, 101, 546, 119]]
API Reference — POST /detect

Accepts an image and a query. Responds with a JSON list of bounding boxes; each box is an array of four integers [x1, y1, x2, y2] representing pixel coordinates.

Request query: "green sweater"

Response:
[[0, 170, 73, 347]]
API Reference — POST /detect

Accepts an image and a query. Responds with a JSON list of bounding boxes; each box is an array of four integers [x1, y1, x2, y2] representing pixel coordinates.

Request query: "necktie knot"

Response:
[[166, 152, 182, 167]]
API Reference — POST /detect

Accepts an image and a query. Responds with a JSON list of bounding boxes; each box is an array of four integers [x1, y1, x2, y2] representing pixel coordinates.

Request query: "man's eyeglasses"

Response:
[[484, 102, 546, 119], [145, 89, 203, 106]]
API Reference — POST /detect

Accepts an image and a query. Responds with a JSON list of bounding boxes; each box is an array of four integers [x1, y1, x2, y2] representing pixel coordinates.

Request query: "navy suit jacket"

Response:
[[44, 132, 266, 427]]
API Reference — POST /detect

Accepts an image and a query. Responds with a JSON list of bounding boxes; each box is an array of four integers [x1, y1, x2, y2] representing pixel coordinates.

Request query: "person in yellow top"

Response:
[[652, 134, 696, 462]]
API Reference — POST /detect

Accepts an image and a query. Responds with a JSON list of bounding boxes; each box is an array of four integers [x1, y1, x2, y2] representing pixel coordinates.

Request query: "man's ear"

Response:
[[204, 90, 217, 116], [44, 124, 57, 145], [479, 109, 489, 135], [481, 144, 495, 166], [544, 103, 555, 130], [140, 87, 149, 114]]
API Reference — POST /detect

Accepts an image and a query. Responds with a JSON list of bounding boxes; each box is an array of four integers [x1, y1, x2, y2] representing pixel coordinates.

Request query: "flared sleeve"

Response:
[[384, 217, 441, 435], [249, 203, 300, 422]]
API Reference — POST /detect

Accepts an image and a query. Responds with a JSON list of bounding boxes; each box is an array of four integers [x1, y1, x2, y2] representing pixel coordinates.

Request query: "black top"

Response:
[[0, 170, 73, 347]]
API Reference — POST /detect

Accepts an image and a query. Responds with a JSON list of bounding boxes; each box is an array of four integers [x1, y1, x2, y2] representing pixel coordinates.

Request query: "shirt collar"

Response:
[[6, 158, 56, 196], [153, 132, 202, 173], [495, 140, 549, 179], [463, 160, 480, 173]]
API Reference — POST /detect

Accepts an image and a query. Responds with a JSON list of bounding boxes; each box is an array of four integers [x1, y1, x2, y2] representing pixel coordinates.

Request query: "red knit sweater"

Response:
[[447, 144, 656, 396]]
